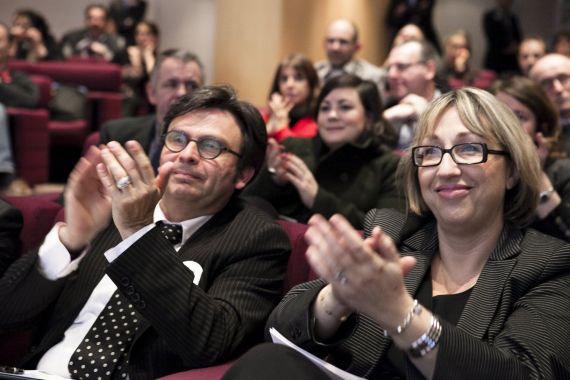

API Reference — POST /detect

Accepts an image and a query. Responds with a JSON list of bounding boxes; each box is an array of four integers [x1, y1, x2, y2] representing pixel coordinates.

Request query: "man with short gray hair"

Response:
[[100, 49, 204, 172]]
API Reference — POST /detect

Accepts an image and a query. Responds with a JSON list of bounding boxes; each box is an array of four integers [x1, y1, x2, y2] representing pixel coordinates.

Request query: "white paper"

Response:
[[269, 327, 366, 380], [21, 370, 71, 380]]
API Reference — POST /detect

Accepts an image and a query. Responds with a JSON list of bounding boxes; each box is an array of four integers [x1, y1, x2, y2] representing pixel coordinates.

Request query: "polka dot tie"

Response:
[[156, 221, 183, 245], [68, 292, 140, 379], [68, 222, 182, 379]]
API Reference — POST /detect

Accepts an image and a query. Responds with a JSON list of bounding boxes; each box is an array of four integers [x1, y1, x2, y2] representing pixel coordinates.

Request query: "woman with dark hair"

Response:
[[122, 20, 160, 115], [9, 9, 60, 61], [262, 53, 320, 141], [493, 76, 570, 240], [244, 74, 402, 228]]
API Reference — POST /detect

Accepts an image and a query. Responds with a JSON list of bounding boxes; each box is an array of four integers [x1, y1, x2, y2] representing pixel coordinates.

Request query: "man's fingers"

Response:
[[125, 140, 155, 185]]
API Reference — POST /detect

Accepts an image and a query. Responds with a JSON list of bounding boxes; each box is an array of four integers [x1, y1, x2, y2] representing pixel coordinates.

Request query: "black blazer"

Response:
[[267, 208, 570, 379], [0, 199, 22, 277], [0, 197, 291, 379], [99, 114, 157, 154]]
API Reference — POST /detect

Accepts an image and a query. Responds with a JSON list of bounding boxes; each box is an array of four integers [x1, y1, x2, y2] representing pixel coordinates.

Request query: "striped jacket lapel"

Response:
[[456, 224, 521, 339]]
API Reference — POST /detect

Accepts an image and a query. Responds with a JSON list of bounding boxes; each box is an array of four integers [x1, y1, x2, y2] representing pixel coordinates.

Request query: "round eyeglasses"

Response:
[[162, 130, 242, 160], [412, 142, 508, 167]]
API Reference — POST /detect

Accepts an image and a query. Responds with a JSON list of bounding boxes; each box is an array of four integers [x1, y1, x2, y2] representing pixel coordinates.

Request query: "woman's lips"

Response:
[[435, 184, 471, 199]]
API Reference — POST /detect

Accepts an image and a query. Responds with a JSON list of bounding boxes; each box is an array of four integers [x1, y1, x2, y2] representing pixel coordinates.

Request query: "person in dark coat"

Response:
[[244, 74, 402, 229]]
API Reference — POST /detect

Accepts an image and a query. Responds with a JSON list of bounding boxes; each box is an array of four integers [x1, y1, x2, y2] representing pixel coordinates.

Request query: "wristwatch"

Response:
[[539, 187, 555, 204]]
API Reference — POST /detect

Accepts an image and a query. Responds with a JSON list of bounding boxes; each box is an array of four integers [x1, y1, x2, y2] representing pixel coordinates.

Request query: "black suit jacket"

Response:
[[267, 208, 570, 379], [99, 114, 157, 154], [0, 196, 291, 379], [0, 199, 22, 277]]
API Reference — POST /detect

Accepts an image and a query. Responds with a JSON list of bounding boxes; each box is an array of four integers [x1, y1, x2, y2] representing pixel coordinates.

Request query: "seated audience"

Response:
[[121, 20, 159, 116], [493, 76, 570, 241], [100, 49, 204, 172], [518, 36, 546, 76], [0, 85, 291, 379], [315, 19, 386, 98], [552, 30, 570, 57], [440, 30, 496, 90], [224, 87, 570, 380], [0, 198, 22, 277], [8, 9, 60, 61], [261, 53, 319, 141], [0, 22, 39, 195], [244, 74, 402, 229], [383, 39, 443, 149], [392, 23, 425, 47], [60, 3, 127, 64], [530, 54, 570, 155]]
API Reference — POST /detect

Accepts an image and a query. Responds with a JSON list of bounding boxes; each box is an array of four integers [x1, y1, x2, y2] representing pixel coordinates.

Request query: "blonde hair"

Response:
[[400, 87, 541, 226]]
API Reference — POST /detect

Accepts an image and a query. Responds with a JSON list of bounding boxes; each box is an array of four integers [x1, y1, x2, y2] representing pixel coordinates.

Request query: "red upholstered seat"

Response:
[[7, 107, 50, 185]]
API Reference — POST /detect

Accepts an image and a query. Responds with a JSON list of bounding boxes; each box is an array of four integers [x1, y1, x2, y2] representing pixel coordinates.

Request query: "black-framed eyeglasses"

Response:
[[412, 143, 508, 167], [162, 130, 242, 160], [539, 73, 570, 91]]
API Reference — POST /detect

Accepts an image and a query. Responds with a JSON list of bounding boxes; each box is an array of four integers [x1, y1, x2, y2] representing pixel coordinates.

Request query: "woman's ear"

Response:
[[506, 164, 519, 190]]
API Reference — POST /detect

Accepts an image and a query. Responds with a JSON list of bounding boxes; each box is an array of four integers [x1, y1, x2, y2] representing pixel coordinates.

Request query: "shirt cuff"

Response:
[[37, 222, 87, 280]]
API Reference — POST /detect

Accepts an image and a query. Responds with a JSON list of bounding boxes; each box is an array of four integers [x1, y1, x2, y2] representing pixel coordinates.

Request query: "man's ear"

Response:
[[506, 164, 519, 190], [424, 59, 437, 81], [146, 81, 157, 106], [234, 167, 255, 190]]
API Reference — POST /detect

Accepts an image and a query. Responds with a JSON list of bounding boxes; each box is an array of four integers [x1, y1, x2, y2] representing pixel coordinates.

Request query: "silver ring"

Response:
[[268, 167, 277, 174], [334, 270, 347, 284], [116, 175, 132, 190]]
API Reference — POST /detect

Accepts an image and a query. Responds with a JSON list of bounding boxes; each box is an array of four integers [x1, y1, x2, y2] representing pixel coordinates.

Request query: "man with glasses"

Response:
[[100, 49, 204, 172], [530, 54, 570, 155], [315, 19, 386, 97], [0, 86, 291, 379], [383, 39, 441, 149]]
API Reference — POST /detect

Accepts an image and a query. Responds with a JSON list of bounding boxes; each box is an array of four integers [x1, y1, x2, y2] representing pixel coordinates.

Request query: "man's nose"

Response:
[[176, 82, 188, 97], [179, 140, 200, 161]]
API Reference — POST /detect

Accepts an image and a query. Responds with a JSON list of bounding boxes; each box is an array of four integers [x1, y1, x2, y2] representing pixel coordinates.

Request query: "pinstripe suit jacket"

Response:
[[267, 208, 570, 379], [0, 196, 290, 379]]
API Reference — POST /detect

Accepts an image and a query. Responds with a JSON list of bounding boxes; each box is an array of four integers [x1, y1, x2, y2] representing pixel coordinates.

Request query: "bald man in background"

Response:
[[315, 19, 386, 97], [531, 54, 570, 155]]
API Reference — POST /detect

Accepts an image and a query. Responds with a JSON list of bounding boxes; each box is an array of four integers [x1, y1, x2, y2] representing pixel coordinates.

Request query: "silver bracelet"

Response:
[[407, 315, 442, 358], [383, 299, 422, 337]]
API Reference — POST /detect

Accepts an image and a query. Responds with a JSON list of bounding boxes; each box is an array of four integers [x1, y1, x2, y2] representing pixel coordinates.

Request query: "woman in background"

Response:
[[9, 9, 60, 61], [121, 20, 159, 116], [262, 53, 319, 141], [493, 76, 570, 241], [245, 74, 402, 229]]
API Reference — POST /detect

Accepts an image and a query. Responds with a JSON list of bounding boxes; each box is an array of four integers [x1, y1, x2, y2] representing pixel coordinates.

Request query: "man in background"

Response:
[[382, 39, 441, 149], [531, 54, 570, 154], [100, 49, 204, 172], [60, 3, 127, 64], [315, 19, 386, 97]]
